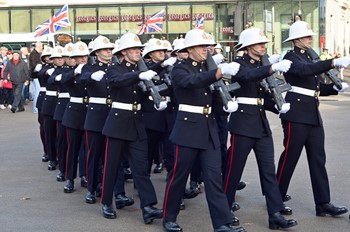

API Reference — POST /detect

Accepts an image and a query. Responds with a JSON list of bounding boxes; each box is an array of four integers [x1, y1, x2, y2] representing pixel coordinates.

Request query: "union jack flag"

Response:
[[34, 4, 71, 37], [138, 9, 165, 35], [195, 16, 205, 30]]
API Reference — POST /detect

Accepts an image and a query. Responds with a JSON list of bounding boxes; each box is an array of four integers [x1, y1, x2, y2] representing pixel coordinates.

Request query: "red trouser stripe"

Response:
[[278, 122, 291, 184], [100, 136, 109, 203], [85, 130, 90, 184], [163, 144, 180, 219], [224, 134, 235, 193], [65, 127, 70, 177]]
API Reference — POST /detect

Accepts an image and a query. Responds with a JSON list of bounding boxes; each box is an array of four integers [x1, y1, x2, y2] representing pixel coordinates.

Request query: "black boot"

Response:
[[268, 212, 298, 230], [283, 194, 292, 202], [231, 211, 240, 226], [102, 204, 116, 219], [231, 202, 240, 212], [56, 171, 65, 182], [180, 198, 185, 210], [214, 224, 246, 232], [280, 203, 293, 215], [48, 161, 57, 171], [142, 205, 163, 224], [163, 221, 183, 232], [115, 194, 134, 209], [63, 180, 74, 193], [80, 176, 87, 187], [236, 181, 246, 191], [41, 154, 49, 162], [85, 191, 96, 204], [316, 203, 348, 216]]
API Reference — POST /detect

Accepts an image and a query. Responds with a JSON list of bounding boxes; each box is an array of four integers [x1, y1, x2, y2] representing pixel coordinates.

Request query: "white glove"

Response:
[[91, 70, 105, 81], [34, 64, 42, 72], [46, 68, 55, 76], [271, 59, 292, 73], [55, 74, 62, 82], [223, 100, 238, 113], [154, 101, 167, 111], [212, 54, 225, 65], [333, 57, 350, 68], [74, 64, 85, 75], [268, 54, 280, 64], [218, 62, 240, 76], [275, 103, 290, 114], [163, 57, 177, 67], [333, 82, 349, 92], [139, 70, 157, 81]]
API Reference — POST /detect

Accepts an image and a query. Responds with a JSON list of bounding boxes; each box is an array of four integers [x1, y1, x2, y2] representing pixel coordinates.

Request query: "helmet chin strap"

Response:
[[295, 39, 310, 50], [192, 47, 206, 62]]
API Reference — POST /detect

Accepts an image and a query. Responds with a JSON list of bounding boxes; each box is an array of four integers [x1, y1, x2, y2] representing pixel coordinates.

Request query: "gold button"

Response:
[[204, 92, 207, 95], [297, 99, 300, 101], [133, 90, 137, 94], [240, 110, 243, 112], [115, 113, 118, 116], [91, 107, 94, 110], [184, 117, 187, 120], [206, 115, 208, 118]]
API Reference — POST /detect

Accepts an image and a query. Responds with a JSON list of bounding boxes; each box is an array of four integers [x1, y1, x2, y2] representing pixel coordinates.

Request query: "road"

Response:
[[0, 91, 349, 232]]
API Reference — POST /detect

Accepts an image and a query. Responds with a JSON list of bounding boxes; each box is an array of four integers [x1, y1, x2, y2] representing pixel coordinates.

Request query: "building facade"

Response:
[[0, 0, 326, 58]]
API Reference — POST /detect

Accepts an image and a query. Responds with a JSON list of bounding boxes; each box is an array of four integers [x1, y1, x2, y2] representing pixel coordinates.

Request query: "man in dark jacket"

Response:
[[3, 51, 30, 113]]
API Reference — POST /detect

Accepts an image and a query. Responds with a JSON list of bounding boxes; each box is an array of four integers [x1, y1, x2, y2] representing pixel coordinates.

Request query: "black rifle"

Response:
[[163, 65, 173, 86], [260, 55, 292, 111], [307, 48, 343, 90], [137, 58, 168, 108], [206, 51, 241, 110]]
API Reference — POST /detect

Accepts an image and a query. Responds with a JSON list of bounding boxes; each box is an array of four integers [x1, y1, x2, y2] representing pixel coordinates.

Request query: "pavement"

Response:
[[1, 75, 350, 231]]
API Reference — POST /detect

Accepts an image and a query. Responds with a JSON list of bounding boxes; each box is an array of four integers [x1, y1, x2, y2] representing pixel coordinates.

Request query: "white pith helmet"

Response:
[[71, 41, 89, 57], [234, 28, 250, 50], [171, 38, 185, 56], [50, 45, 64, 59], [214, 43, 223, 51], [143, 38, 167, 58], [89, 35, 114, 56], [178, 29, 216, 52], [114, 33, 144, 55], [239, 27, 270, 50], [162, 40, 173, 52], [283, 21, 315, 43], [40, 46, 53, 62], [62, 42, 74, 57]]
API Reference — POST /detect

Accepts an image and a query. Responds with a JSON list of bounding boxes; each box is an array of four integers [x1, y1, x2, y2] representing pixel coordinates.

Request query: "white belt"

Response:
[[40, 87, 46, 91], [89, 97, 109, 104], [178, 104, 212, 115], [112, 102, 141, 111], [58, 92, 70, 98], [236, 97, 264, 105], [46, 90, 57, 96], [149, 96, 171, 102], [70, 97, 83, 104], [290, 86, 318, 97]]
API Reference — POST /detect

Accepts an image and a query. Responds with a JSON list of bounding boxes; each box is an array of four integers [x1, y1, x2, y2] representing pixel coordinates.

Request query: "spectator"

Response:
[[0, 52, 14, 109], [0, 47, 9, 65], [20, 47, 31, 104], [3, 51, 30, 113], [320, 48, 333, 60]]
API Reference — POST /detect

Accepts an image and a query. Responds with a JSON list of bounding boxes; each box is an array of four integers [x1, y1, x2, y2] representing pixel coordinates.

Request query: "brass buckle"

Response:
[[314, 91, 319, 98], [132, 104, 139, 111], [106, 98, 112, 106], [56, 91, 59, 96], [203, 107, 209, 115], [257, 98, 263, 105], [83, 96, 89, 104]]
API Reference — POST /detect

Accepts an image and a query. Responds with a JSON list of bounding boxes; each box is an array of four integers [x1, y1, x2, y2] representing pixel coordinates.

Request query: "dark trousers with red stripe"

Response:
[[43, 115, 57, 163], [86, 130, 105, 193], [223, 133, 284, 215], [56, 121, 67, 174], [277, 120, 330, 205], [101, 137, 157, 207], [37, 110, 47, 156], [65, 127, 84, 180], [163, 143, 232, 228]]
